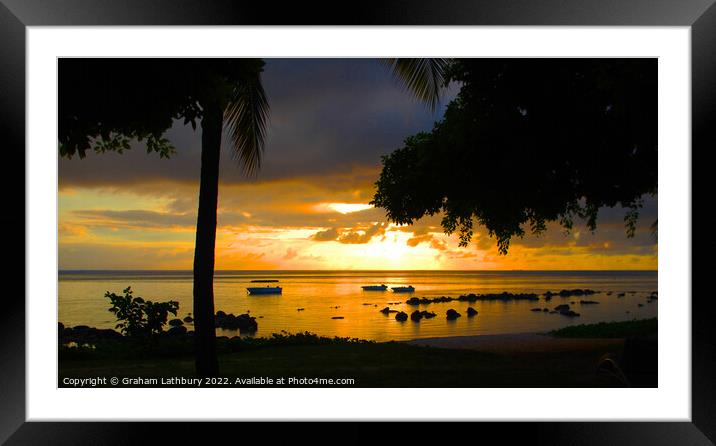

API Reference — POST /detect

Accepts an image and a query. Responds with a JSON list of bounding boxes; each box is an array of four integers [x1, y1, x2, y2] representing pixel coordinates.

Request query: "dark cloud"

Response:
[[310, 223, 387, 245], [71, 209, 198, 229], [59, 59, 457, 189], [311, 227, 339, 242]]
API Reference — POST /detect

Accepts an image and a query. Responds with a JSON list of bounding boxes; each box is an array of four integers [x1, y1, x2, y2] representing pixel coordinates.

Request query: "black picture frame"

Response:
[[1, 0, 712, 443]]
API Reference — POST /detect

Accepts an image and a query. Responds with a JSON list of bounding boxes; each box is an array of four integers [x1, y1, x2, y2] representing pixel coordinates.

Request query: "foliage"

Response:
[[226, 331, 374, 352], [58, 58, 269, 174], [548, 318, 657, 338], [380, 58, 450, 112], [372, 59, 657, 254], [106, 287, 179, 337]]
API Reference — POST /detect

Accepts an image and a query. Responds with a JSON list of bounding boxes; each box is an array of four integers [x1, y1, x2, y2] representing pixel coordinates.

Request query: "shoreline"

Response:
[[405, 332, 625, 353]]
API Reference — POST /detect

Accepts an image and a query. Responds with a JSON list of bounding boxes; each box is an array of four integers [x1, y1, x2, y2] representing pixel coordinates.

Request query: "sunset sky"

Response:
[[58, 59, 658, 271]]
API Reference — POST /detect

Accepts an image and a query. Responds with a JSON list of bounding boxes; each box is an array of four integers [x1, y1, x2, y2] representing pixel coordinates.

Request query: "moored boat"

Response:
[[361, 284, 388, 291], [247, 286, 282, 295], [391, 286, 415, 293]]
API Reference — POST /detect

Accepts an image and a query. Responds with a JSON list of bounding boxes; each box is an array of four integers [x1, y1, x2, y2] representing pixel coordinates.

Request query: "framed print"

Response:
[[2, 0, 713, 443]]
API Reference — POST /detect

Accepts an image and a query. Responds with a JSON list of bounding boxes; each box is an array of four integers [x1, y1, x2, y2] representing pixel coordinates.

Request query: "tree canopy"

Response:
[[58, 58, 268, 174], [372, 59, 657, 254]]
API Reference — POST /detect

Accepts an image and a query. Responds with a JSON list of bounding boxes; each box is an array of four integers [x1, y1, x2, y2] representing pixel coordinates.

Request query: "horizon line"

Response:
[[59, 268, 658, 273]]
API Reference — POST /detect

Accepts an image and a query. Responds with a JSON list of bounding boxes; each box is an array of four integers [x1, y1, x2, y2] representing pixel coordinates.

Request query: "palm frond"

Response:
[[224, 69, 270, 176], [380, 58, 450, 112]]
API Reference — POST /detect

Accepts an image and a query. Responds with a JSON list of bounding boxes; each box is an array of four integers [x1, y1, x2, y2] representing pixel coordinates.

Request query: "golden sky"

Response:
[[58, 59, 657, 270], [58, 165, 657, 270]]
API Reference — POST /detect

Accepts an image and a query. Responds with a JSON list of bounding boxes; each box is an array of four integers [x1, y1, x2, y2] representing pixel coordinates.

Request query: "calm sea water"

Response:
[[58, 270, 657, 342]]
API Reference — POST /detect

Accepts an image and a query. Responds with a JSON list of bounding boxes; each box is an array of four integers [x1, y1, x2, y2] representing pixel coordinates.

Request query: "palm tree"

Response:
[[193, 58, 448, 376], [59, 58, 448, 377]]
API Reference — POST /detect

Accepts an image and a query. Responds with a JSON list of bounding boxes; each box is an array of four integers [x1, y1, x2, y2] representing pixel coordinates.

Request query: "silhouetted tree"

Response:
[[59, 58, 448, 376], [372, 59, 657, 254]]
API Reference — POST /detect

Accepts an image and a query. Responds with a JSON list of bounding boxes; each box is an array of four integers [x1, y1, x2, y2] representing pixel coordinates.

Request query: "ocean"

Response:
[[58, 270, 658, 342]]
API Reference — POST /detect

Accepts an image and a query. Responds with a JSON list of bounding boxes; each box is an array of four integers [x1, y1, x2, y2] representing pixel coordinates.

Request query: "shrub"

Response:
[[106, 286, 179, 338]]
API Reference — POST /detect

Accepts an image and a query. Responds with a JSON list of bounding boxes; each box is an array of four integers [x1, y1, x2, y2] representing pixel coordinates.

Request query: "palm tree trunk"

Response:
[[193, 104, 222, 377]]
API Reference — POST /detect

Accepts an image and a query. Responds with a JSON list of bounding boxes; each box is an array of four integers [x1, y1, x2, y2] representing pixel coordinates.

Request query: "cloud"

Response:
[[337, 223, 386, 244], [310, 223, 387, 245], [406, 233, 433, 247], [58, 59, 457, 190], [311, 228, 339, 242], [70, 209, 198, 229]]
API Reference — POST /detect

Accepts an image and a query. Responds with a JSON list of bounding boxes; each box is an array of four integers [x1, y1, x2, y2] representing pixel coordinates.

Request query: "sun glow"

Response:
[[317, 203, 374, 214]]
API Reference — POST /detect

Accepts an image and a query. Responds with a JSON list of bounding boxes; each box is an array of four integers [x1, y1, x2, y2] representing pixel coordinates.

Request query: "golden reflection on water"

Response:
[[58, 271, 658, 342]]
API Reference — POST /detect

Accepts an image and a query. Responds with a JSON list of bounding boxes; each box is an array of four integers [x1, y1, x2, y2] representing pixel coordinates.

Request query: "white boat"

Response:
[[247, 286, 282, 295], [391, 286, 415, 293], [361, 284, 388, 291]]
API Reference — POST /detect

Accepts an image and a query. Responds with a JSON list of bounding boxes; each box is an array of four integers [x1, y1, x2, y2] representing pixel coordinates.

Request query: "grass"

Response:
[[59, 332, 628, 388], [548, 318, 657, 339]]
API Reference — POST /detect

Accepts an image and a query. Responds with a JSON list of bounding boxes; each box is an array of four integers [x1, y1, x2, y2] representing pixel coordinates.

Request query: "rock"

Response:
[[554, 304, 570, 311], [446, 309, 461, 320], [168, 318, 184, 327], [395, 311, 408, 321], [466, 307, 478, 317], [214, 312, 258, 332], [559, 309, 580, 317], [167, 325, 187, 336], [297, 308, 305, 311], [216, 310, 227, 318], [617, 293, 625, 297], [531, 308, 543, 312], [542, 308, 549, 312], [580, 300, 599, 305], [332, 316, 344, 319], [458, 293, 478, 302], [421, 311, 437, 319], [183, 316, 194, 323], [558, 289, 597, 297], [544, 295, 552, 301], [410, 310, 423, 322]]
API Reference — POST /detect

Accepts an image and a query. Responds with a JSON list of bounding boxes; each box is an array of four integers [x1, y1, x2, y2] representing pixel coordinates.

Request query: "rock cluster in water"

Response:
[[395, 311, 408, 321], [543, 289, 597, 299], [380, 307, 399, 314], [59, 323, 124, 343], [168, 318, 184, 327], [410, 310, 437, 321], [406, 292, 538, 306], [215, 311, 258, 333], [551, 304, 580, 317]]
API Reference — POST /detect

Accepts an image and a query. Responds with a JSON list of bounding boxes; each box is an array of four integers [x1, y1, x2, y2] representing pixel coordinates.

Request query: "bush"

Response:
[[106, 286, 179, 338], [548, 318, 657, 338]]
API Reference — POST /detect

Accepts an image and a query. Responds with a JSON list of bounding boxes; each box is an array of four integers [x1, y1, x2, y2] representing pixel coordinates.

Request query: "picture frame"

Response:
[[1, 0, 711, 443]]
